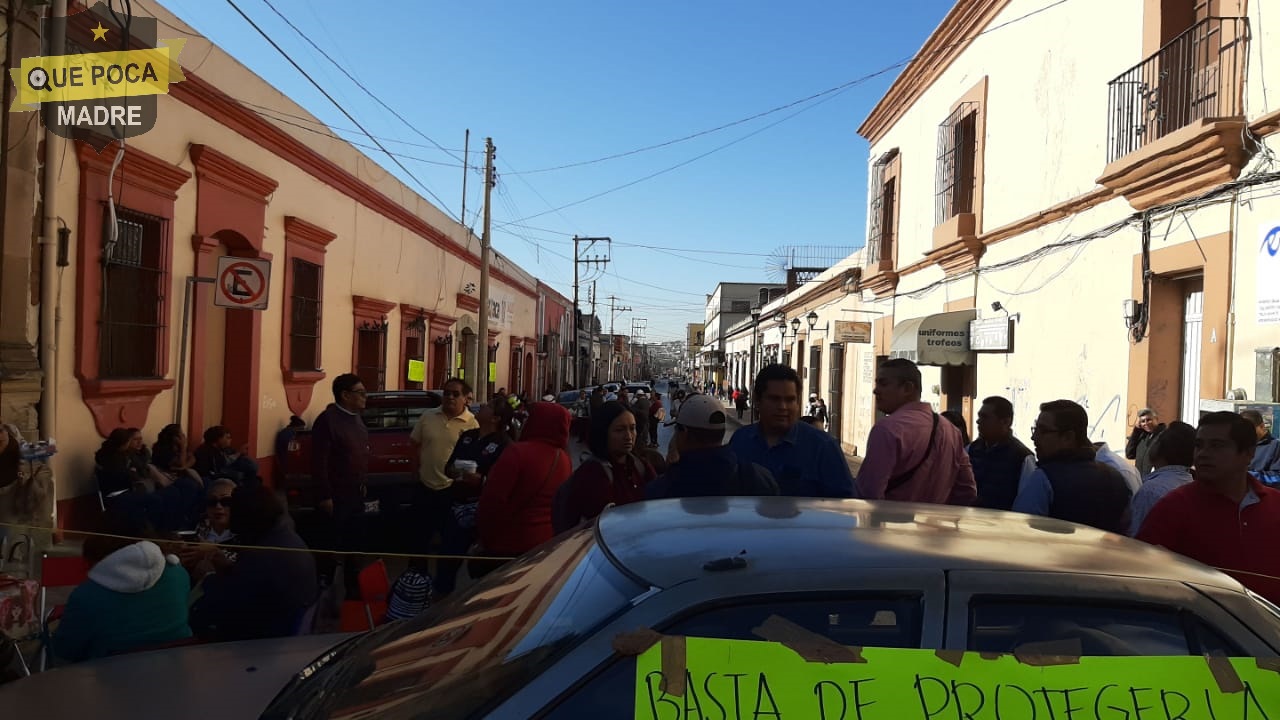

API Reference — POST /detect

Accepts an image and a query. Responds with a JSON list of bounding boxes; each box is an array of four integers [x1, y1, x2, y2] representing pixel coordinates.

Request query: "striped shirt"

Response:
[[386, 570, 432, 621]]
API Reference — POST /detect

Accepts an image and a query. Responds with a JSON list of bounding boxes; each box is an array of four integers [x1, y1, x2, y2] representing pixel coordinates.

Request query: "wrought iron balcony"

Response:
[[1106, 17, 1249, 164]]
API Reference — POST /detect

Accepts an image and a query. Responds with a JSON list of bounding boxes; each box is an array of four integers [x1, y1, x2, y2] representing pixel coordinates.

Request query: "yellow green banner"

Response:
[[10, 41, 186, 110], [634, 636, 1280, 719], [407, 359, 425, 383], [488, 362, 497, 383]]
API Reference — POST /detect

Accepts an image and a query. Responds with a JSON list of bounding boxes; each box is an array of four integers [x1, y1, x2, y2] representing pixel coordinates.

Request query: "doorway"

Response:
[[404, 333, 423, 391], [1179, 277, 1205, 425]]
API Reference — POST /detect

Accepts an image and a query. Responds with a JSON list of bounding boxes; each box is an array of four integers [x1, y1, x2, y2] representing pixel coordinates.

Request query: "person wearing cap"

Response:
[[632, 390, 652, 450], [646, 395, 778, 499], [728, 364, 856, 498]]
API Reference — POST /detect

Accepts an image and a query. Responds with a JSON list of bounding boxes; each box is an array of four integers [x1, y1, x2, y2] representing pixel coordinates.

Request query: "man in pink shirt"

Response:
[[856, 358, 976, 505]]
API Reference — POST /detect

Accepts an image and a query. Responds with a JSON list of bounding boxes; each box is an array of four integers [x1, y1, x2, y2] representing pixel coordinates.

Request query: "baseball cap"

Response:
[[665, 394, 727, 430]]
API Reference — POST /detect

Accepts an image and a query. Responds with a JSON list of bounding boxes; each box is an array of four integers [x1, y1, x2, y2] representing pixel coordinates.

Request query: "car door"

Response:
[[493, 568, 945, 718], [945, 571, 1276, 657]]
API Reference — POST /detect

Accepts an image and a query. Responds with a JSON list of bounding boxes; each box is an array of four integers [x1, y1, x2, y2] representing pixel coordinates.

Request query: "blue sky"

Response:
[[151, 0, 955, 341]]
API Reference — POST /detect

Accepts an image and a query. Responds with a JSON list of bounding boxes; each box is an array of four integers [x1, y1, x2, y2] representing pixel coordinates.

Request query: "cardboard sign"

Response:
[[407, 359, 425, 383], [633, 636, 1278, 719]]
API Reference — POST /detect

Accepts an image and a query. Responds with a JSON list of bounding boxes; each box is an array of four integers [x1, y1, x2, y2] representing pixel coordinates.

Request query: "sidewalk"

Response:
[[725, 413, 863, 476]]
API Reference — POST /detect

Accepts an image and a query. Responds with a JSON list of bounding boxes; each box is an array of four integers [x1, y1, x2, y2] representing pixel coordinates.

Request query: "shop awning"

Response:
[[890, 309, 977, 366]]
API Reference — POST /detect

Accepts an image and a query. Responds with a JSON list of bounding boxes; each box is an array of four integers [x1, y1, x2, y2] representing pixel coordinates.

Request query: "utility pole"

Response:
[[571, 236, 611, 388], [476, 137, 495, 403], [460, 129, 470, 230], [589, 282, 599, 384], [631, 318, 647, 380], [607, 295, 631, 383]]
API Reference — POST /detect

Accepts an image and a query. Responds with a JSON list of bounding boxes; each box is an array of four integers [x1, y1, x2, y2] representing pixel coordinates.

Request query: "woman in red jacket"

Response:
[[474, 402, 572, 577]]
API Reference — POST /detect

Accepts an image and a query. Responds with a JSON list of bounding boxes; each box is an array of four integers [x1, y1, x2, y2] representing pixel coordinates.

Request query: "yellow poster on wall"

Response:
[[407, 359, 425, 383], [488, 362, 497, 382], [633, 635, 1279, 719]]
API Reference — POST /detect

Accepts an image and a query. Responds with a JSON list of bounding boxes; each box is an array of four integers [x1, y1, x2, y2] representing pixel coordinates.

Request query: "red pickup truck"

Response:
[[280, 390, 442, 511]]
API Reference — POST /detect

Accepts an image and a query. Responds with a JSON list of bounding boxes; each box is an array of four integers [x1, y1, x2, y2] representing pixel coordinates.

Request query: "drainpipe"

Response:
[[38, 0, 67, 441], [1224, 188, 1239, 395]]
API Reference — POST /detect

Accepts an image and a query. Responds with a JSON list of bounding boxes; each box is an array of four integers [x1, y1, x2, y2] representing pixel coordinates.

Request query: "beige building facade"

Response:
[[852, 0, 1280, 445], [1, 2, 542, 516]]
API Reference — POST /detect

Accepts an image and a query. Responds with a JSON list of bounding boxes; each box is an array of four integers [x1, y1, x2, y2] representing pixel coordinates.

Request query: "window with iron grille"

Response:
[[730, 300, 751, 314], [808, 344, 822, 399], [935, 103, 978, 226], [289, 259, 322, 372], [100, 205, 166, 379], [356, 323, 387, 391], [867, 151, 898, 266]]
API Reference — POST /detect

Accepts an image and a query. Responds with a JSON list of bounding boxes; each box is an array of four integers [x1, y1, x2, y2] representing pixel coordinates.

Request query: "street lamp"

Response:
[[790, 317, 801, 338], [806, 311, 819, 330]]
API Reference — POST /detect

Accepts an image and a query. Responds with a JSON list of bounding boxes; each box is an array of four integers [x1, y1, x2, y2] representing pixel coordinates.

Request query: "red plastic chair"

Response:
[[37, 554, 90, 670], [339, 560, 390, 632]]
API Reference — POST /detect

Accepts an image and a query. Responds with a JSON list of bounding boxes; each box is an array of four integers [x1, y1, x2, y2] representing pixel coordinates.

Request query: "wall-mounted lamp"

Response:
[[991, 301, 1007, 315], [750, 306, 762, 323], [790, 317, 801, 337], [407, 312, 428, 334], [1122, 299, 1144, 330], [806, 311, 819, 330]]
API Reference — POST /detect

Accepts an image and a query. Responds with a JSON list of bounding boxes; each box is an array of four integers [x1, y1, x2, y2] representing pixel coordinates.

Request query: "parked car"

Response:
[[280, 390, 442, 512], [6, 499, 1278, 718]]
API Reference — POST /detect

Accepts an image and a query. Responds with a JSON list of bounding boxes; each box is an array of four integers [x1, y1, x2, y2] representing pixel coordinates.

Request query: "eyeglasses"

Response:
[[1030, 425, 1060, 437], [206, 497, 232, 508]]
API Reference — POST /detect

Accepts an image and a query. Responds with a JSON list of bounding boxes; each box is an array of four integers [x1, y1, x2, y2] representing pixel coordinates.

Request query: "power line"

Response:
[[256, 0, 465, 165], [505, 0, 1074, 176], [221, 0, 459, 222], [495, 87, 849, 226]]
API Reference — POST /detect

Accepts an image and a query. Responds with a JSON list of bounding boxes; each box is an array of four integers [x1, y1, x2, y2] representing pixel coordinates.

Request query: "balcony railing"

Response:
[[1106, 17, 1249, 164]]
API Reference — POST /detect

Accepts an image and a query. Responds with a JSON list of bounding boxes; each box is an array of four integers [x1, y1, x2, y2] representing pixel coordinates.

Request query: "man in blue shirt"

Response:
[[728, 364, 856, 498]]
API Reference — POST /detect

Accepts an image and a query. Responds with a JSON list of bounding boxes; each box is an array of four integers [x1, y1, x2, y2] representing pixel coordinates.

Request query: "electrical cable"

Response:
[[255, 0, 464, 165], [506, 0, 1075, 175], [495, 82, 854, 226], [221, 0, 460, 223]]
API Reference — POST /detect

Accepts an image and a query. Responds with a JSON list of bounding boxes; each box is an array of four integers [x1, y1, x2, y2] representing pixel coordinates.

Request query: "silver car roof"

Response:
[[596, 497, 1242, 592]]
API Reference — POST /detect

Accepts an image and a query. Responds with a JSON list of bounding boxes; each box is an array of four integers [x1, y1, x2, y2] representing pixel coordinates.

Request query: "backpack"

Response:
[[552, 454, 646, 534], [720, 459, 778, 496]]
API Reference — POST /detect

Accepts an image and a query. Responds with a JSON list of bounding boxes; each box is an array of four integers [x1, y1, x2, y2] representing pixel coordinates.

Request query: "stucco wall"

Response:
[[856, 0, 1279, 451], [46, 3, 537, 499]]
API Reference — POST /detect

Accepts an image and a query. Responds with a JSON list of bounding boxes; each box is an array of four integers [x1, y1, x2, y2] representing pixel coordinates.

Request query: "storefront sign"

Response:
[[833, 320, 872, 344], [1260, 223, 1280, 325], [969, 317, 1014, 352]]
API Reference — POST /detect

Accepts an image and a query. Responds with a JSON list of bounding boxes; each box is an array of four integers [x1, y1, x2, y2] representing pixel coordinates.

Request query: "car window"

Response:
[[361, 406, 408, 429], [540, 595, 922, 718], [967, 600, 1240, 656], [266, 527, 649, 720]]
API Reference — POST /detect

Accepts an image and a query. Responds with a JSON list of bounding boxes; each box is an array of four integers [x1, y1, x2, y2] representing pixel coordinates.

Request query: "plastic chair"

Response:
[[36, 554, 90, 671], [338, 560, 390, 632]]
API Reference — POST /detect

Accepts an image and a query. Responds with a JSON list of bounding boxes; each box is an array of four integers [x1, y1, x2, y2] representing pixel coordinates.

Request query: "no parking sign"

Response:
[[214, 256, 272, 310]]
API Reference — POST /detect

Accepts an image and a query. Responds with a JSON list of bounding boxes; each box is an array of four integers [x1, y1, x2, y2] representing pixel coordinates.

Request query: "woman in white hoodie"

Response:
[[50, 525, 192, 664]]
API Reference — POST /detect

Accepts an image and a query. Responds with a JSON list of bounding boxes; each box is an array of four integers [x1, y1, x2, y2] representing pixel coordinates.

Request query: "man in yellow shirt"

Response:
[[409, 378, 478, 553]]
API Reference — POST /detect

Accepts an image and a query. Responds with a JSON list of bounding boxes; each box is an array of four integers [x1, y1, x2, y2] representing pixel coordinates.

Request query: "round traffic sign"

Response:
[[219, 261, 267, 306]]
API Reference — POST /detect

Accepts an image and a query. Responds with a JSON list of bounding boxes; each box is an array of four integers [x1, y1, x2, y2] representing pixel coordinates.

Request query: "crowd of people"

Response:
[[22, 356, 1280, 666]]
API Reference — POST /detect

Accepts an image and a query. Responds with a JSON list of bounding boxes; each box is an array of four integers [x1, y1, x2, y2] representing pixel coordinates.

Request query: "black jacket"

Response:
[[969, 436, 1033, 511], [1039, 447, 1132, 534]]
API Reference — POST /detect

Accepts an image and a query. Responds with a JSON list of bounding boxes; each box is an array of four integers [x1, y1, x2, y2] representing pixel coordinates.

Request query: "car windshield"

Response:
[[264, 526, 649, 720]]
